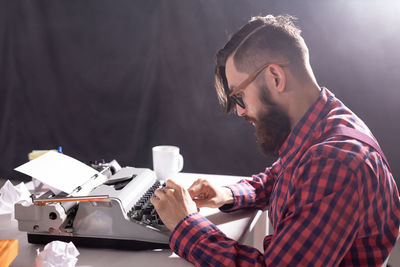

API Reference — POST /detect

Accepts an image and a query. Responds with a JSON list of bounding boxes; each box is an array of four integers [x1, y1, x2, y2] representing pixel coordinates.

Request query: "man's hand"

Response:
[[187, 178, 234, 209], [150, 179, 198, 231]]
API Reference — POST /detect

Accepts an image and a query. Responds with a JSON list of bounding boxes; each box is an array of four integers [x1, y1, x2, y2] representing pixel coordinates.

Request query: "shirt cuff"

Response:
[[218, 186, 235, 211], [169, 212, 221, 261], [219, 182, 255, 212]]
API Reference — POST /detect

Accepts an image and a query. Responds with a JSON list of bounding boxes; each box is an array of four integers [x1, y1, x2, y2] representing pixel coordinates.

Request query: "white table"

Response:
[[0, 172, 266, 267]]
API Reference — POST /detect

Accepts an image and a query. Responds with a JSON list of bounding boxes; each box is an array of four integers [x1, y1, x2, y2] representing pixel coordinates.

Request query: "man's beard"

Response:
[[246, 87, 291, 157]]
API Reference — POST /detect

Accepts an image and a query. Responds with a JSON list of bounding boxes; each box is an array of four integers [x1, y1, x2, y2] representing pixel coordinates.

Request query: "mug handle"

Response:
[[177, 154, 184, 172]]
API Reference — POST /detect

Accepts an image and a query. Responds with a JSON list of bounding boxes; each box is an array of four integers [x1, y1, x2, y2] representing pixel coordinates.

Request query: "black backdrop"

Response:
[[1, 0, 399, 187]]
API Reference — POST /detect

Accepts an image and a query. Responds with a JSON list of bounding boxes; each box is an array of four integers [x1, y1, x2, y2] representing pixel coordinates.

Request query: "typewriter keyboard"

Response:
[[127, 180, 165, 226]]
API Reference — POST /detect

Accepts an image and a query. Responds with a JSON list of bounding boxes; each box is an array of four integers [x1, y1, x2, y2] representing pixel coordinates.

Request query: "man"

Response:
[[151, 15, 400, 266]]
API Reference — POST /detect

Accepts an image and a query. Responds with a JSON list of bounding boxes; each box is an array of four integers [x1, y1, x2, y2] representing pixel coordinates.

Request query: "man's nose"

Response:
[[236, 104, 246, 117]]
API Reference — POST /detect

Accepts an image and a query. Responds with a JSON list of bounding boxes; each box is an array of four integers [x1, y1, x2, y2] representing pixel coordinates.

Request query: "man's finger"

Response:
[[165, 179, 181, 190], [188, 178, 202, 190], [188, 178, 205, 197], [191, 193, 206, 200], [154, 187, 166, 198], [150, 196, 159, 207], [164, 187, 175, 197]]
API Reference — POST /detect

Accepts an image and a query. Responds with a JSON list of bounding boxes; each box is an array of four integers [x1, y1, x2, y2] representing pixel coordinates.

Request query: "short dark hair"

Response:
[[214, 15, 307, 113]]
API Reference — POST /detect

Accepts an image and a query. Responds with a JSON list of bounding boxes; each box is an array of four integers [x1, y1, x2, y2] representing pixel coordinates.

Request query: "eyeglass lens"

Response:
[[231, 95, 245, 109]]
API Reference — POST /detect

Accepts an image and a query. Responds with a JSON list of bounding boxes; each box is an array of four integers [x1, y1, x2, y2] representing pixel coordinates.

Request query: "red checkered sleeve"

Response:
[[219, 167, 276, 212], [169, 212, 265, 266]]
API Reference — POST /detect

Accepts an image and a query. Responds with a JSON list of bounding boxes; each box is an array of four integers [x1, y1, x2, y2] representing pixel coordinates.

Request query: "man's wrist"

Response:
[[223, 186, 234, 205]]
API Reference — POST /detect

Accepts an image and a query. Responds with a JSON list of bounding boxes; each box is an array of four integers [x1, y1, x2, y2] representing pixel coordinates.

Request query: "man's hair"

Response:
[[214, 15, 308, 113]]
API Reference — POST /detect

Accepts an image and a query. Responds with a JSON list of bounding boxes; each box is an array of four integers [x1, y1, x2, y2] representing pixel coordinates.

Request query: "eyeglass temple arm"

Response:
[[228, 61, 289, 97]]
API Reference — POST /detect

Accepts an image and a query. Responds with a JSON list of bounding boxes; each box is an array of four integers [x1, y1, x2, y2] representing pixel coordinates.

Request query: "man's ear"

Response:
[[265, 64, 286, 93]]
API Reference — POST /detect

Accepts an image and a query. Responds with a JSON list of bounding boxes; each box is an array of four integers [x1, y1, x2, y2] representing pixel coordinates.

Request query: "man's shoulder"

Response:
[[307, 99, 376, 168], [300, 133, 383, 178]]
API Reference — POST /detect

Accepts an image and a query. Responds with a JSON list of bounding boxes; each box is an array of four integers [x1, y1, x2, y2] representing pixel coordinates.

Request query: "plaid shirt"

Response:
[[169, 88, 400, 266]]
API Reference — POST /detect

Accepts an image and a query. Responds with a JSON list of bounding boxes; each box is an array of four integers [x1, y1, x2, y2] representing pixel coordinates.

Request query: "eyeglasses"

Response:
[[228, 61, 289, 109]]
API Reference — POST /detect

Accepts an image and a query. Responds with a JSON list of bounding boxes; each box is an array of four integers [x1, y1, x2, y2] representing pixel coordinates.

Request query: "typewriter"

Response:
[[14, 160, 170, 250]]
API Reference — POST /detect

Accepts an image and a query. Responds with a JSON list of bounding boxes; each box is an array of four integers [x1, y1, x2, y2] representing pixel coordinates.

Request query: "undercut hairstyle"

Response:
[[214, 15, 309, 113]]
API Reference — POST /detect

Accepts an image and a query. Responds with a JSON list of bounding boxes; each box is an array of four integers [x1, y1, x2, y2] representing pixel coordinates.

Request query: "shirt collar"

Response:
[[277, 87, 334, 167]]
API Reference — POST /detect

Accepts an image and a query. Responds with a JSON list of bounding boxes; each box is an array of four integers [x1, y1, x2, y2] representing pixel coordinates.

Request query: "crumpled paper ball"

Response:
[[0, 180, 31, 221], [35, 241, 80, 267]]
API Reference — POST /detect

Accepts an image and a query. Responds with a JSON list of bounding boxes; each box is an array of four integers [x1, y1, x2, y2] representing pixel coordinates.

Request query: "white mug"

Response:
[[152, 145, 184, 182]]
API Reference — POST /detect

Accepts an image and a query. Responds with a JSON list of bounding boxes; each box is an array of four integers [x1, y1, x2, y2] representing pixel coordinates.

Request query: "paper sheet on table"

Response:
[[14, 151, 99, 194]]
